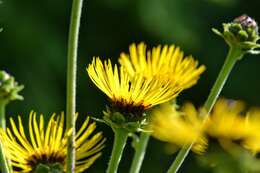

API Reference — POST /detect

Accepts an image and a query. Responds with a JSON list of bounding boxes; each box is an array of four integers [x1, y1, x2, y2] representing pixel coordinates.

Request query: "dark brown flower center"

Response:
[[110, 98, 149, 121]]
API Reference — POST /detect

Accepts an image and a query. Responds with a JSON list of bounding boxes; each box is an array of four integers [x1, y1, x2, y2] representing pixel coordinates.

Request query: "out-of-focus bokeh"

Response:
[[1, 0, 260, 172]]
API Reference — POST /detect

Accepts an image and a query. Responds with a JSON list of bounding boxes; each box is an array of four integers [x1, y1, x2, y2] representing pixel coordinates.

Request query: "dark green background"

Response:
[[1, 0, 260, 172]]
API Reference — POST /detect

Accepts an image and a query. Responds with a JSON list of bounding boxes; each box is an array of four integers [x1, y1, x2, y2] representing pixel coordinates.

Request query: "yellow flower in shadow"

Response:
[[119, 42, 206, 90], [0, 111, 105, 173], [150, 102, 207, 154]]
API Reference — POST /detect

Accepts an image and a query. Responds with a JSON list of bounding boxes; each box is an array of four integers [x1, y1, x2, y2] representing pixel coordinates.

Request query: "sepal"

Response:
[[34, 163, 64, 173], [102, 106, 148, 133]]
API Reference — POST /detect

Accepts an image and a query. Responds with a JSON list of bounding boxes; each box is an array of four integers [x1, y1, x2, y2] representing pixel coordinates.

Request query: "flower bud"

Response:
[[233, 15, 258, 34], [0, 71, 24, 103], [213, 14, 260, 54]]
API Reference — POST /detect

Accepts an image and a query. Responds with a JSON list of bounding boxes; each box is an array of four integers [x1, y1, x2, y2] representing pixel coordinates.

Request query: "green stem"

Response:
[[129, 132, 150, 173], [0, 102, 6, 129], [166, 47, 244, 173], [203, 47, 243, 111], [0, 102, 11, 173], [166, 145, 192, 173], [107, 128, 128, 173], [66, 0, 84, 172]]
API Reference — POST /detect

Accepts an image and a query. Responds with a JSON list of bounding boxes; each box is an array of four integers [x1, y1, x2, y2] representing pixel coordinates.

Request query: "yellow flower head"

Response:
[[119, 42, 206, 90], [0, 112, 105, 173], [150, 97, 260, 155], [206, 98, 248, 141], [87, 58, 181, 121], [242, 108, 260, 154], [206, 98, 260, 153], [150, 102, 207, 154]]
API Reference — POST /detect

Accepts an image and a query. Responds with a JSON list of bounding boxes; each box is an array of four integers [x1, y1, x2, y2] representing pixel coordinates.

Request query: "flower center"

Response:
[[110, 99, 149, 122]]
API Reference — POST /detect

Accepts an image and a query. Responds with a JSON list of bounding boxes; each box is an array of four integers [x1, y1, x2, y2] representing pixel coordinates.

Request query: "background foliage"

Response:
[[1, 0, 260, 172]]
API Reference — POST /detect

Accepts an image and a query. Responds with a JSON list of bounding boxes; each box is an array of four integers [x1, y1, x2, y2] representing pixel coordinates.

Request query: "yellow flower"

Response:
[[150, 102, 207, 154], [0, 112, 105, 173], [206, 98, 248, 141], [206, 98, 260, 153], [242, 108, 260, 154], [87, 57, 181, 121], [150, 98, 260, 155], [119, 42, 206, 90]]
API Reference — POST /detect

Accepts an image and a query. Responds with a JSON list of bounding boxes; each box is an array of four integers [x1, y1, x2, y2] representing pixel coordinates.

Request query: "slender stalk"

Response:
[[203, 47, 243, 111], [0, 102, 11, 173], [129, 132, 150, 173], [166, 47, 244, 173], [107, 128, 129, 173], [0, 102, 6, 129], [0, 143, 10, 173], [166, 145, 191, 173], [66, 0, 84, 172]]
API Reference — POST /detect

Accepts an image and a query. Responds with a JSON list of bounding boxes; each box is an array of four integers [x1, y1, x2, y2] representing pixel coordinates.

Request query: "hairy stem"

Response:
[[107, 128, 128, 173], [66, 0, 84, 172], [0, 102, 11, 173]]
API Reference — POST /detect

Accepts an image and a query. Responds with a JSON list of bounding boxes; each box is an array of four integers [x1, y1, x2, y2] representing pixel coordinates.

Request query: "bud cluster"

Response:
[[213, 14, 260, 53], [0, 71, 23, 103]]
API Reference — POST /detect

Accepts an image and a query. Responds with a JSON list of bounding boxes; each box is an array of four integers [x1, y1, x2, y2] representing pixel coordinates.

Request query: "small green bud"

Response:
[[213, 14, 260, 54], [0, 71, 24, 103], [237, 30, 248, 41]]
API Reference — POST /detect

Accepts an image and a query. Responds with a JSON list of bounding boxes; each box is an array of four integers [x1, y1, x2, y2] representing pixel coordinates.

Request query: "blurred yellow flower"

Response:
[[206, 98, 248, 141], [0, 112, 105, 173], [206, 98, 260, 154], [150, 102, 207, 154], [119, 42, 206, 90], [151, 97, 260, 155], [242, 108, 260, 154], [87, 58, 181, 120]]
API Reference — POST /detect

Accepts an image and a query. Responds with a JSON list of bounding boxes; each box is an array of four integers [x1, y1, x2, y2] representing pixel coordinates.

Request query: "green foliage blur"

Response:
[[1, 0, 260, 172]]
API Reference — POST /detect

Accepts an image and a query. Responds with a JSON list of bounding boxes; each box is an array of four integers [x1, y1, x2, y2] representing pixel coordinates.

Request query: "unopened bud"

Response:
[[0, 71, 24, 103], [213, 14, 260, 54], [234, 14, 258, 34]]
